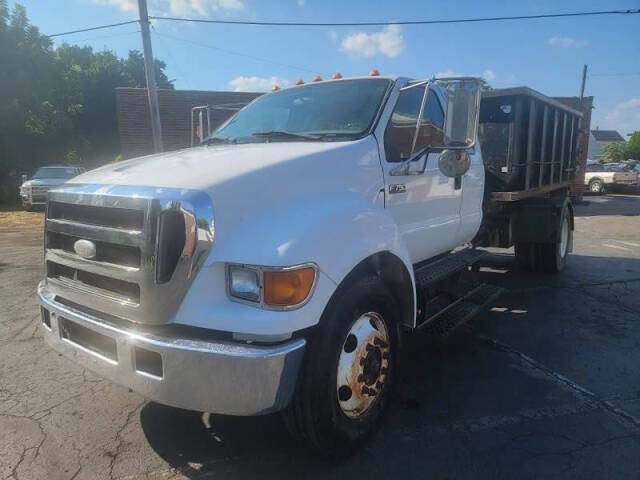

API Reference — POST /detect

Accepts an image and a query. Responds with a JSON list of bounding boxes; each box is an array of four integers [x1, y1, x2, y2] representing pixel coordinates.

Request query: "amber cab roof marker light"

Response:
[[369, 69, 380, 76], [271, 85, 280, 91], [332, 72, 343, 79], [312, 75, 323, 82], [295, 78, 305, 85]]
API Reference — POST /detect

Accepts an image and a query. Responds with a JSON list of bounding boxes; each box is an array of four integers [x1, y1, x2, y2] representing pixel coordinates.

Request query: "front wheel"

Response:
[[283, 276, 399, 456]]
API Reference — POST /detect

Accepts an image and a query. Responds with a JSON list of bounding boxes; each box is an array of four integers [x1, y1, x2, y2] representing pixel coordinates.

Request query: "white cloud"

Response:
[[598, 98, 640, 136], [340, 25, 404, 58], [434, 69, 497, 83], [297, 0, 305, 5], [89, 0, 137, 12], [548, 37, 588, 48], [482, 69, 496, 82], [229, 76, 290, 92], [90, 0, 244, 15]]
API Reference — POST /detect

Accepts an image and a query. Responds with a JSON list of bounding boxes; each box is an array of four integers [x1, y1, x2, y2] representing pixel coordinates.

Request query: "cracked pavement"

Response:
[[1, 194, 639, 479]]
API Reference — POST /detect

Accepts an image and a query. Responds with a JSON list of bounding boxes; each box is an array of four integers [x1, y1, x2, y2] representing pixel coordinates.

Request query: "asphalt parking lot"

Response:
[[1, 194, 639, 480]]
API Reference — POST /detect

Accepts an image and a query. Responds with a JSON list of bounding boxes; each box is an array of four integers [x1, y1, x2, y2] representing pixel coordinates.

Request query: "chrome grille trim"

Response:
[[46, 219, 145, 247], [44, 184, 215, 325], [46, 250, 141, 282]]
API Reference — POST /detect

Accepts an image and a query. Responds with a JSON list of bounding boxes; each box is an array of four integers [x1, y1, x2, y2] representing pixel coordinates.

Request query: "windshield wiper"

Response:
[[251, 130, 323, 141], [204, 136, 235, 145]]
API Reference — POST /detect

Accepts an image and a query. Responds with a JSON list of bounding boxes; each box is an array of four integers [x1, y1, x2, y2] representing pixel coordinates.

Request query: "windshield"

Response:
[[33, 167, 79, 179], [209, 78, 391, 142]]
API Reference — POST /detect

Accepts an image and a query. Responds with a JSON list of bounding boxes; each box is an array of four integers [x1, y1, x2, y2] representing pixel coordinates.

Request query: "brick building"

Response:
[[115, 88, 261, 160]]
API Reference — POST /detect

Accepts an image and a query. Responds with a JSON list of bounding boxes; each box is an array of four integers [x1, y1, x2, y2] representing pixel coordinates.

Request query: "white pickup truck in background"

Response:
[[38, 74, 586, 455], [584, 162, 639, 194]]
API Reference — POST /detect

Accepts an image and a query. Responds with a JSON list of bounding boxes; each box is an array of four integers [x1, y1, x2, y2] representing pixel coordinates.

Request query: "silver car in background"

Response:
[[20, 166, 85, 210]]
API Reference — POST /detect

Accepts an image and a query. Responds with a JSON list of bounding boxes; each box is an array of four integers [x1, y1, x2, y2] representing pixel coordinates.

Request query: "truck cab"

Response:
[[37, 75, 579, 455]]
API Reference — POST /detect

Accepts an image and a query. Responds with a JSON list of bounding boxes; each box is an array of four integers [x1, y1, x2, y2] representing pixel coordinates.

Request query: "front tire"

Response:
[[22, 201, 32, 211], [283, 276, 399, 456]]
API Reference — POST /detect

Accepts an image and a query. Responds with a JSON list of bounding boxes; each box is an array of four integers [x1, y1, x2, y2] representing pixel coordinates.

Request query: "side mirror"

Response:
[[438, 149, 471, 178], [443, 79, 481, 148]]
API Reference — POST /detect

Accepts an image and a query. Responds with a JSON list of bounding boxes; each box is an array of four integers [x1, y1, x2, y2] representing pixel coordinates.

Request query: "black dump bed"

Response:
[[479, 87, 583, 198]]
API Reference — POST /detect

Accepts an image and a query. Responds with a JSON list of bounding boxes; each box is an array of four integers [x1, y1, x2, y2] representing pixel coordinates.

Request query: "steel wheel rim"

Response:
[[559, 215, 569, 258], [336, 312, 390, 419], [591, 182, 601, 192]]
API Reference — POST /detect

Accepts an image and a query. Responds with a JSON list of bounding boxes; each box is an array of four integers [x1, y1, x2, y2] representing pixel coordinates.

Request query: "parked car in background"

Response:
[[584, 162, 638, 194], [20, 166, 85, 210]]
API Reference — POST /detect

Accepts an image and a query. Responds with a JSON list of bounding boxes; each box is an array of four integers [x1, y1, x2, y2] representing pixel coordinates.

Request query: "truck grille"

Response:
[[44, 184, 214, 325], [31, 185, 52, 202]]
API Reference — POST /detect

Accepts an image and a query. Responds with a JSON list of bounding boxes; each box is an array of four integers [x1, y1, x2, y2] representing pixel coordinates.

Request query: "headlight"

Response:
[[227, 264, 317, 308], [228, 265, 261, 302]]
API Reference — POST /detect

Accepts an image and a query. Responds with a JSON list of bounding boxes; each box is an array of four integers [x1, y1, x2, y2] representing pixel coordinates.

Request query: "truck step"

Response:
[[414, 248, 486, 290], [420, 284, 504, 337]]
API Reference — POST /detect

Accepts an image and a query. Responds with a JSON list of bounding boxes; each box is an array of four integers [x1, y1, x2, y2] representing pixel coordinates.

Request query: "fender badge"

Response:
[[73, 239, 97, 259]]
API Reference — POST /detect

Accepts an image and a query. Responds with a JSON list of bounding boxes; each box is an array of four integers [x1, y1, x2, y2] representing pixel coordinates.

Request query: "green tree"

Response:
[[625, 131, 640, 160], [0, 1, 174, 202], [600, 142, 626, 163]]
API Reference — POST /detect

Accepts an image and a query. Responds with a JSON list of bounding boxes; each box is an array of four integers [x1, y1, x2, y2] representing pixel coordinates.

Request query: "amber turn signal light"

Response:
[[264, 267, 316, 306]]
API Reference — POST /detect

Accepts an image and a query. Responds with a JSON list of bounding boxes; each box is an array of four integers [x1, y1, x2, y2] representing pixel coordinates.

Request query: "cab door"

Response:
[[381, 83, 463, 264]]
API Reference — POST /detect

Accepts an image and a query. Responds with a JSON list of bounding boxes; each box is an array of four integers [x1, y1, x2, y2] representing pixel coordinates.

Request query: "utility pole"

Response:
[[138, 0, 163, 153], [579, 64, 587, 100]]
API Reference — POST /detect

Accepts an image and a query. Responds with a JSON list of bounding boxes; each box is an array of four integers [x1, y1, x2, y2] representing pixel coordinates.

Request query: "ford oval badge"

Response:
[[73, 239, 97, 259]]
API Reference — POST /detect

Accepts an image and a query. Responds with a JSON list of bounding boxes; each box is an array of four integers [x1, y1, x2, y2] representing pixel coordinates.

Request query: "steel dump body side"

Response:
[[479, 87, 584, 199]]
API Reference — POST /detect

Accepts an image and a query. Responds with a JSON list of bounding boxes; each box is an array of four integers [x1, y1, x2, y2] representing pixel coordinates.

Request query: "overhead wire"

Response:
[[47, 8, 640, 37]]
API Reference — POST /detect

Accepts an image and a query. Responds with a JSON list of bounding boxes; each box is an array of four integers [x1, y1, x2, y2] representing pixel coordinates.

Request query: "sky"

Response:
[[12, 0, 640, 136]]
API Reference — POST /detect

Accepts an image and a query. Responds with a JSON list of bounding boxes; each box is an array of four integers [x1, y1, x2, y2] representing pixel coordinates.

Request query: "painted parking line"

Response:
[[603, 243, 630, 251], [615, 241, 640, 248], [473, 332, 640, 432]]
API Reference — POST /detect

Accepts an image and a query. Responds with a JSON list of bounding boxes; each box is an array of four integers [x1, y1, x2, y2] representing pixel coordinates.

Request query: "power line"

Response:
[[47, 8, 640, 37], [48, 20, 139, 38], [589, 72, 640, 77], [151, 28, 193, 89], [153, 31, 320, 74], [149, 9, 640, 27]]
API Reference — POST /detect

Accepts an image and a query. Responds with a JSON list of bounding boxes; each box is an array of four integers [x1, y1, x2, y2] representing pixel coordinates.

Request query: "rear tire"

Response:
[[589, 179, 605, 195], [537, 204, 571, 273], [283, 275, 399, 457]]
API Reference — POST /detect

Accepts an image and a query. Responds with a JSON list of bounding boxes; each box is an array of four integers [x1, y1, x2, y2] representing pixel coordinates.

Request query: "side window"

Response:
[[384, 86, 425, 163], [415, 90, 445, 151]]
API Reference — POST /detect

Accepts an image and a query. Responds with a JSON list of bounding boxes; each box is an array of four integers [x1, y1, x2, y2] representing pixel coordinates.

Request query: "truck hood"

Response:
[[69, 141, 368, 191], [67, 137, 385, 269]]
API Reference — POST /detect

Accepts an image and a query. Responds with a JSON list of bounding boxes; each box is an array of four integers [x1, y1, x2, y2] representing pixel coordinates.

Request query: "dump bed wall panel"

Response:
[[479, 87, 584, 194]]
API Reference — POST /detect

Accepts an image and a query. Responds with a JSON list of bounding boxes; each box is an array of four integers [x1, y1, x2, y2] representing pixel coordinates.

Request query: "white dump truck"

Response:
[[38, 74, 586, 455]]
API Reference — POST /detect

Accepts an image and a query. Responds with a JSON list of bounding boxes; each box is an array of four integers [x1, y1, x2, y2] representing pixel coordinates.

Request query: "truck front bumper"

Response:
[[38, 282, 306, 416]]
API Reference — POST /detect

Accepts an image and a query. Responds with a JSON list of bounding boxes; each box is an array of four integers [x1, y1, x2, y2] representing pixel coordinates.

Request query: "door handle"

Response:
[[389, 184, 406, 194]]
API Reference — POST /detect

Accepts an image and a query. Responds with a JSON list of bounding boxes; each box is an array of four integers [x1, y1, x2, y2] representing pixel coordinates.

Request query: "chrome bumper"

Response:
[[38, 282, 306, 416]]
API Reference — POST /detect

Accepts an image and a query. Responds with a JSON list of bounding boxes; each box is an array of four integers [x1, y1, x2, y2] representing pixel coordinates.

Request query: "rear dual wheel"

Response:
[[283, 276, 399, 456], [514, 204, 571, 273]]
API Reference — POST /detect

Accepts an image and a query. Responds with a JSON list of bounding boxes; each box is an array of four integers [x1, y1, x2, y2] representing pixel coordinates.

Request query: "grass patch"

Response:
[[0, 204, 44, 228]]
